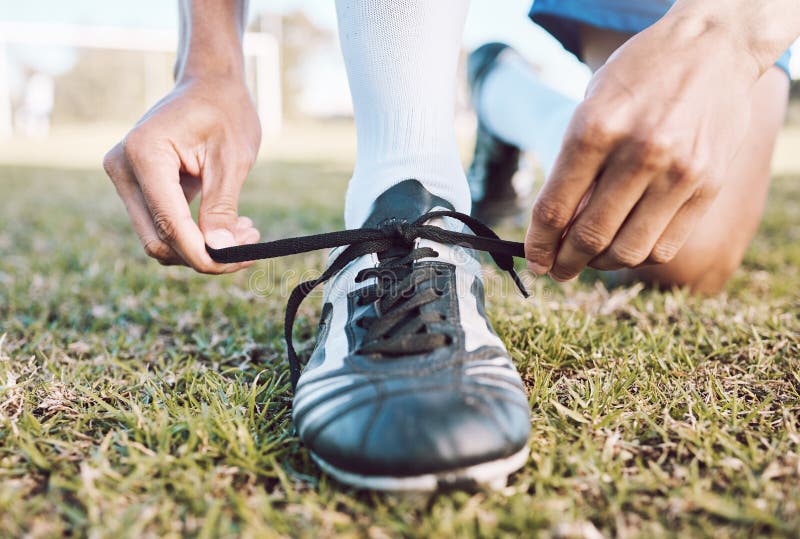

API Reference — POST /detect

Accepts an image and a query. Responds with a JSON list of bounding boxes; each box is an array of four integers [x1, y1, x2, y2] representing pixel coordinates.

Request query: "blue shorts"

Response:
[[530, 0, 792, 78]]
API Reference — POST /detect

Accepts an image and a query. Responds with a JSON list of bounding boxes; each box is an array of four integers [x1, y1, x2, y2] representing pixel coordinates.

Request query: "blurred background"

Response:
[[3, 0, 797, 173], [0, 0, 589, 170], [4, 4, 800, 534]]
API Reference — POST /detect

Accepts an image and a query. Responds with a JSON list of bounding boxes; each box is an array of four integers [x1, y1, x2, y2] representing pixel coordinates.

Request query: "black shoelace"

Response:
[[207, 210, 528, 389]]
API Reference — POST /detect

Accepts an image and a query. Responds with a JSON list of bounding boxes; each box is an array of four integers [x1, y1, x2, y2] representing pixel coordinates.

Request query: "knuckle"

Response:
[[102, 148, 121, 177], [570, 222, 611, 255], [122, 127, 147, 156], [649, 240, 681, 265], [630, 134, 673, 168], [608, 243, 649, 267], [697, 177, 722, 199], [667, 157, 703, 189], [533, 198, 572, 230], [690, 163, 712, 185], [524, 244, 553, 265], [571, 109, 620, 150], [152, 212, 178, 242], [143, 240, 169, 261]]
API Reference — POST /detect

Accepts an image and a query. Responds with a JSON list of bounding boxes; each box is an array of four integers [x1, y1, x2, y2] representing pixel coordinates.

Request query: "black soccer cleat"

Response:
[[207, 180, 532, 491], [467, 42, 524, 226]]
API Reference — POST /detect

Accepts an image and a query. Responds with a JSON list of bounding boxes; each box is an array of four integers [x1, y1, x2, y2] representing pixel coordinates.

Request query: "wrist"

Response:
[[174, 0, 247, 84], [665, 1, 799, 79], [175, 46, 245, 84], [655, 8, 763, 82]]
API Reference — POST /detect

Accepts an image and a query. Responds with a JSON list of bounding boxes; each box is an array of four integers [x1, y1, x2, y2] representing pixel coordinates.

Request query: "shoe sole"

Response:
[[311, 445, 529, 492]]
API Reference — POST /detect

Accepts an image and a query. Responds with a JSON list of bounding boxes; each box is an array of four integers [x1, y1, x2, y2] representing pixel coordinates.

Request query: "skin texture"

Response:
[[626, 68, 787, 293], [524, 0, 800, 293], [579, 25, 788, 294], [103, 0, 260, 274]]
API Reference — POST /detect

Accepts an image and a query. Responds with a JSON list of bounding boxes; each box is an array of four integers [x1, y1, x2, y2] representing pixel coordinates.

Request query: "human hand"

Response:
[[524, 16, 760, 281], [103, 75, 261, 273]]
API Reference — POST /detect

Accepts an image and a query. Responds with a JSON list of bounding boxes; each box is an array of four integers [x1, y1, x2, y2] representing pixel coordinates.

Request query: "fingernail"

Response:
[[527, 262, 549, 275], [205, 229, 236, 249]]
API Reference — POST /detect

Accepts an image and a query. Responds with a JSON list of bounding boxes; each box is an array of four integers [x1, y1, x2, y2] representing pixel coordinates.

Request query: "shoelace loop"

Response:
[[207, 211, 528, 389], [377, 217, 417, 247]]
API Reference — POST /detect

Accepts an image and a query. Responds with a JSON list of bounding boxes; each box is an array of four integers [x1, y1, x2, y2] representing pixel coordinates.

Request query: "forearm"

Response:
[[175, 0, 248, 82], [667, 0, 800, 77]]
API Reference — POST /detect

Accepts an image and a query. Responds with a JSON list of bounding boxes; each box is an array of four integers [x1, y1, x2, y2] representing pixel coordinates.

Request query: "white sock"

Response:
[[477, 49, 579, 177], [336, 0, 471, 229]]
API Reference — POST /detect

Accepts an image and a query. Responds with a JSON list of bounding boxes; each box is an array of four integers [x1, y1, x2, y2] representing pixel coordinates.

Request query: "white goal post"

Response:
[[0, 21, 282, 139]]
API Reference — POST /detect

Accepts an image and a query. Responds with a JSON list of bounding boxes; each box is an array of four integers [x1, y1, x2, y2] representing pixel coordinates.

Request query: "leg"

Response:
[[580, 27, 789, 294], [473, 47, 578, 177], [337, 0, 471, 228], [466, 44, 580, 225], [286, 0, 532, 491]]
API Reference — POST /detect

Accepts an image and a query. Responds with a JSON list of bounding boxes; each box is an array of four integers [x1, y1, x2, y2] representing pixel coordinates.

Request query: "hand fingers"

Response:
[[525, 103, 619, 275], [122, 130, 242, 274], [235, 215, 253, 233], [234, 216, 259, 241], [103, 142, 185, 266], [590, 169, 706, 270], [548, 144, 655, 281], [643, 190, 710, 266], [180, 172, 202, 203], [236, 223, 261, 246], [198, 145, 259, 250], [227, 216, 260, 270]]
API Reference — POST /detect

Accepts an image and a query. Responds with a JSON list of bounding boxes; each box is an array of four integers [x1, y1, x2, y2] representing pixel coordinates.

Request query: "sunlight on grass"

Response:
[[0, 137, 799, 536]]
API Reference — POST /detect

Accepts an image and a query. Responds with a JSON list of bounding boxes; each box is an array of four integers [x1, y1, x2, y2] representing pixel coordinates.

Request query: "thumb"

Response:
[[198, 165, 245, 250]]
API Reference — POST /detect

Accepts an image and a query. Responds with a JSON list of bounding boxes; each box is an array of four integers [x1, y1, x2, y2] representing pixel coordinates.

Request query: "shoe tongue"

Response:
[[361, 179, 455, 228], [361, 180, 456, 262]]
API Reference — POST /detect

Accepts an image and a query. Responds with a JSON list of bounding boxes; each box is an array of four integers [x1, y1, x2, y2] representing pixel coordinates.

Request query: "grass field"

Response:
[[1, 125, 800, 538]]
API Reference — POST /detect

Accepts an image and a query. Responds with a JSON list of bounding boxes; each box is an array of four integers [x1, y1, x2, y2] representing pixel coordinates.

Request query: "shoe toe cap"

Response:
[[301, 380, 530, 477]]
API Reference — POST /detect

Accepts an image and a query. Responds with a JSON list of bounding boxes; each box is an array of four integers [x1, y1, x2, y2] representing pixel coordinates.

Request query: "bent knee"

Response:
[[639, 262, 739, 295], [625, 247, 745, 295]]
